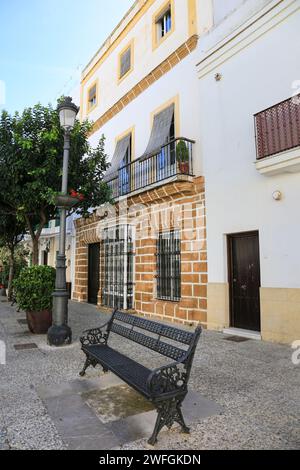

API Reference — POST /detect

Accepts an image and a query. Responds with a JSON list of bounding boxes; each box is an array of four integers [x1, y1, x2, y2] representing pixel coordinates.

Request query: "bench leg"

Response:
[[148, 396, 189, 445], [79, 355, 98, 377]]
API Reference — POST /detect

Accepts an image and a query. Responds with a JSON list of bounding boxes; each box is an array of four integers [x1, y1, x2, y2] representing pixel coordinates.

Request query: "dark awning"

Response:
[[141, 104, 174, 160], [104, 134, 131, 181]]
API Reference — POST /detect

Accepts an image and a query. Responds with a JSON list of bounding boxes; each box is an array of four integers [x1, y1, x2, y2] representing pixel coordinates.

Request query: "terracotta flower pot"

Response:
[[26, 310, 52, 334], [179, 162, 189, 174]]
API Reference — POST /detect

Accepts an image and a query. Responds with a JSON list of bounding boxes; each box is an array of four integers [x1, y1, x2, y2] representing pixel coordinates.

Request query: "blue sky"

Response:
[[0, 0, 133, 114]]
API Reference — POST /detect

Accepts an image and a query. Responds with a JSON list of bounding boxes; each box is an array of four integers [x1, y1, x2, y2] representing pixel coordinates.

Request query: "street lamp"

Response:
[[47, 97, 79, 347]]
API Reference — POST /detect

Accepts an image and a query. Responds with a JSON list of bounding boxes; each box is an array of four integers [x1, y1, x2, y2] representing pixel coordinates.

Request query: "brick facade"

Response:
[[73, 176, 207, 327]]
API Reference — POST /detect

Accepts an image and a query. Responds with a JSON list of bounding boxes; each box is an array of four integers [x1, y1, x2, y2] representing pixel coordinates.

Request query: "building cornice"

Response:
[[196, 0, 298, 78]]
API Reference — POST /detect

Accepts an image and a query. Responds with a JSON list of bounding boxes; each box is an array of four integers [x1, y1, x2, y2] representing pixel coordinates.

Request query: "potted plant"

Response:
[[176, 140, 190, 174], [14, 265, 56, 334]]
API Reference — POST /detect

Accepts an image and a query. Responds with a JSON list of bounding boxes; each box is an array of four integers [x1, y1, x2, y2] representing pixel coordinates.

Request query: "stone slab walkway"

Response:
[[0, 298, 299, 450], [37, 374, 222, 450]]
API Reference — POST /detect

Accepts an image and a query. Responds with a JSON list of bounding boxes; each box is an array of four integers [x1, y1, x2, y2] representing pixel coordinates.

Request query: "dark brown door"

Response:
[[88, 243, 100, 305], [228, 232, 261, 331]]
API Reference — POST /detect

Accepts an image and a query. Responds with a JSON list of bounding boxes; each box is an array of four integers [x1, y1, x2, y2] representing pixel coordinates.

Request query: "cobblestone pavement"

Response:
[[0, 298, 299, 450]]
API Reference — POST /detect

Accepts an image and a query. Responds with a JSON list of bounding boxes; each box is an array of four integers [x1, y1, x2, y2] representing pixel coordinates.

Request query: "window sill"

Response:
[[255, 146, 300, 176]]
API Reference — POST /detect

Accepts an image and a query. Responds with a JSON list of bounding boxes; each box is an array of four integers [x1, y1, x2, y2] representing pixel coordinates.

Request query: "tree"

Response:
[[0, 102, 111, 264], [0, 214, 27, 300]]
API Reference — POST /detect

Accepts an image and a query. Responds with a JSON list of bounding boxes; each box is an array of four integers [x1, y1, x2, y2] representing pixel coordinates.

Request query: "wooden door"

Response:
[[228, 232, 261, 331], [88, 243, 100, 305]]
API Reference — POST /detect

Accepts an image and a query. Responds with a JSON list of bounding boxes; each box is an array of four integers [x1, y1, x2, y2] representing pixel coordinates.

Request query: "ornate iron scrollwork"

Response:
[[148, 396, 190, 446], [147, 363, 188, 396], [80, 326, 109, 346]]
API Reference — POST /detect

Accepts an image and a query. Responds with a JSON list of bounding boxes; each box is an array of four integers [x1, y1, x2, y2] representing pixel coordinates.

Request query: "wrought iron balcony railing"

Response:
[[106, 137, 194, 199], [254, 95, 300, 160]]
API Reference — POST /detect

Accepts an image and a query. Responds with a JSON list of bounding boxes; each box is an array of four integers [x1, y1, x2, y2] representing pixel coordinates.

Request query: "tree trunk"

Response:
[[7, 247, 14, 302], [31, 238, 39, 265]]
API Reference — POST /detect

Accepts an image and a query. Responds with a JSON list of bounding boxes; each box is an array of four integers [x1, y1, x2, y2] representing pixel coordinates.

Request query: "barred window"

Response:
[[156, 230, 181, 301], [101, 225, 134, 310]]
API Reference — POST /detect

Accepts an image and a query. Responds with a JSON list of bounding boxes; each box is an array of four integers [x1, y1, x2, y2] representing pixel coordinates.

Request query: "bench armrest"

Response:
[[80, 320, 111, 346], [146, 361, 188, 398]]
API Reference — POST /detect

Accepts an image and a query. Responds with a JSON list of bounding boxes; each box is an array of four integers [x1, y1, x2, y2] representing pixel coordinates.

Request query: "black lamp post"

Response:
[[47, 97, 79, 347]]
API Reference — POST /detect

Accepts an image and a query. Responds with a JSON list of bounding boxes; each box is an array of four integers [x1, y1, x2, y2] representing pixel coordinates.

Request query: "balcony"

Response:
[[106, 137, 194, 199], [254, 95, 300, 175]]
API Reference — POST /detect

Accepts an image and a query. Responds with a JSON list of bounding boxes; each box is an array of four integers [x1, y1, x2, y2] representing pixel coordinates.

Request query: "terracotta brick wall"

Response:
[[73, 176, 207, 327]]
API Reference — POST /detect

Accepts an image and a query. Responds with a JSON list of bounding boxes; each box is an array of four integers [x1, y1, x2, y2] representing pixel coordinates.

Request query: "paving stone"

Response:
[[0, 300, 298, 450]]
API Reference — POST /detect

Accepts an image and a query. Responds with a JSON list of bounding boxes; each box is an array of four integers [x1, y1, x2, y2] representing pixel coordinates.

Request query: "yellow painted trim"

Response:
[[85, 36, 198, 132], [150, 94, 180, 137], [86, 79, 99, 115], [188, 0, 198, 36], [81, 0, 157, 86], [115, 125, 135, 162], [117, 39, 135, 85], [152, 0, 175, 51]]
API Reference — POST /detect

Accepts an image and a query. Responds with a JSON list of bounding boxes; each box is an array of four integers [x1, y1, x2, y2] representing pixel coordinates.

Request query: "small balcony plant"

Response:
[[14, 265, 56, 334], [176, 140, 190, 175]]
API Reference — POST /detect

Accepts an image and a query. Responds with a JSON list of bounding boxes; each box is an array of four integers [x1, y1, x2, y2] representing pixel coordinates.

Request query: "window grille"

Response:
[[101, 225, 134, 310], [156, 230, 181, 301]]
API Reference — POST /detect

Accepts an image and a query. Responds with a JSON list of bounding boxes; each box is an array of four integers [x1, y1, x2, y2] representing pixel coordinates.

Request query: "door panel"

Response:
[[228, 232, 261, 331], [88, 243, 100, 305]]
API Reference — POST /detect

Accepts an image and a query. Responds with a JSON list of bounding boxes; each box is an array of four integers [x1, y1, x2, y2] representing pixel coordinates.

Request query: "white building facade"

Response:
[[196, 0, 300, 343], [74, 0, 214, 326]]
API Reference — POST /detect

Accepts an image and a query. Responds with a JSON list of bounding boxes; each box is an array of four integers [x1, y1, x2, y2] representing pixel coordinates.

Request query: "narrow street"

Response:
[[0, 298, 298, 450]]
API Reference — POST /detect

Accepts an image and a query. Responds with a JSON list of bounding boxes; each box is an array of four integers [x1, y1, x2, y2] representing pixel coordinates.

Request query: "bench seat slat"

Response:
[[114, 311, 194, 345], [83, 344, 151, 396], [110, 322, 186, 361]]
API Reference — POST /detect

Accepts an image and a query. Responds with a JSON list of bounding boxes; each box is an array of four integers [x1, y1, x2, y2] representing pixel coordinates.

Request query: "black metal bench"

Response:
[[79, 310, 201, 445]]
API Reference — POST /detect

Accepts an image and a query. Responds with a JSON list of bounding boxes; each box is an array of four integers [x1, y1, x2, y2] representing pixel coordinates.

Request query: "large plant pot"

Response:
[[26, 310, 52, 334], [179, 162, 189, 175]]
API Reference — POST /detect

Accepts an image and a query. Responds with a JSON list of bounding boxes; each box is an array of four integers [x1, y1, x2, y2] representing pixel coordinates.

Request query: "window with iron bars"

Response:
[[156, 230, 181, 301], [101, 225, 134, 310]]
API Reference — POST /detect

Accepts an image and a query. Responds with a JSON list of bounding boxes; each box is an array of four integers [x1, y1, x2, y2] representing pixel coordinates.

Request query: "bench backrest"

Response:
[[108, 310, 201, 363]]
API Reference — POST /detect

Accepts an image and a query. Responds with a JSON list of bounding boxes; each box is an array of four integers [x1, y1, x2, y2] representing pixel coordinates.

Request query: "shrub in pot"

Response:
[[14, 265, 56, 334], [0, 283, 6, 296], [176, 140, 190, 174]]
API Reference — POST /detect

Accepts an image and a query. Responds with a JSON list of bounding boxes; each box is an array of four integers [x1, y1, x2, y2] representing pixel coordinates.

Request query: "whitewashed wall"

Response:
[[196, 0, 300, 288], [89, 49, 202, 175]]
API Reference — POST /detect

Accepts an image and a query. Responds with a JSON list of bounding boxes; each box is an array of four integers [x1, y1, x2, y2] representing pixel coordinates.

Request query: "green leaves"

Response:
[[13, 265, 56, 312], [0, 99, 111, 255]]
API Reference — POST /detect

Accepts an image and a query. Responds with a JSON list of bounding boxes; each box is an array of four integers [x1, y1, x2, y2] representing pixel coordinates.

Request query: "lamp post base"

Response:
[[47, 324, 72, 347]]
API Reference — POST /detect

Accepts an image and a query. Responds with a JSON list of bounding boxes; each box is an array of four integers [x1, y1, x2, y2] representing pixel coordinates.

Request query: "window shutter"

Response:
[[89, 85, 96, 101], [104, 134, 131, 181], [141, 104, 174, 160], [120, 47, 131, 78]]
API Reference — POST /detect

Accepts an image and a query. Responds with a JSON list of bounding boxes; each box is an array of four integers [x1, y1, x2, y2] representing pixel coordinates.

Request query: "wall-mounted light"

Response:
[[272, 190, 282, 201]]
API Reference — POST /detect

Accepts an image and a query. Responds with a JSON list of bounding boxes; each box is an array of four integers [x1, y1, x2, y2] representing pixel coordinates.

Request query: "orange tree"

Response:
[[0, 101, 111, 264]]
